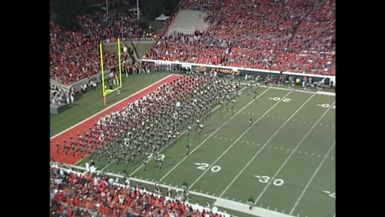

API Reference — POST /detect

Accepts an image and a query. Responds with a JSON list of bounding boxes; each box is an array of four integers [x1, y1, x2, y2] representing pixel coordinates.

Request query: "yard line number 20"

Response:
[[195, 162, 221, 173], [145, 153, 165, 161]]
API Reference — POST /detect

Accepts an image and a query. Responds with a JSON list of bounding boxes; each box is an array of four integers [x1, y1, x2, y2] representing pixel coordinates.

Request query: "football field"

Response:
[[70, 80, 335, 217]]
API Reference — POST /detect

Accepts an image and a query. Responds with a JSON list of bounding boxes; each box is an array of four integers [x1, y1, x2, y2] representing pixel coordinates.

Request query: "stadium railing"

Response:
[[141, 59, 336, 85]]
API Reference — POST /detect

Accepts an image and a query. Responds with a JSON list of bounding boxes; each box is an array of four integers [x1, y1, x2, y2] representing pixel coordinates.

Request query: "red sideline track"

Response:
[[50, 74, 180, 164]]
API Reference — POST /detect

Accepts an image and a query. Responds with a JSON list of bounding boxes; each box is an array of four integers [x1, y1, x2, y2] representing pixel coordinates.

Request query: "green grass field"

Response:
[[67, 81, 335, 217]]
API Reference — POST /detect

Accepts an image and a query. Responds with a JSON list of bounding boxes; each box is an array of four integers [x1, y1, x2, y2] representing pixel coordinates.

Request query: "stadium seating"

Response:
[[50, 166, 227, 217], [145, 0, 335, 75], [50, 10, 153, 85]]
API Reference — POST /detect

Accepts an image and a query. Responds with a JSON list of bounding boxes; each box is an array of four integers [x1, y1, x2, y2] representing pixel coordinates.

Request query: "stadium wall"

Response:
[[142, 59, 336, 85]]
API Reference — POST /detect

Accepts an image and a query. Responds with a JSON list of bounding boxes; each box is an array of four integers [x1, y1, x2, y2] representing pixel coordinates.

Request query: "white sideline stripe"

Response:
[[214, 198, 294, 217], [189, 90, 295, 189], [219, 93, 316, 197], [158, 87, 272, 182], [317, 91, 335, 96], [289, 141, 335, 214], [51, 74, 177, 139], [254, 101, 335, 204]]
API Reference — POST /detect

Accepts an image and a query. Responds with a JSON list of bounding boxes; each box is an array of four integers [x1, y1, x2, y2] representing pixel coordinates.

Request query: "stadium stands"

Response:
[[50, 166, 228, 217], [50, 10, 153, 85], [145, 0, 335, 75], [50, 22, 118, 85]]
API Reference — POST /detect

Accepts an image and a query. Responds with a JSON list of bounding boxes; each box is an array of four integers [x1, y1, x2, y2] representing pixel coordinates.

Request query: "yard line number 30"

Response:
[[254, 175, 284, 186]]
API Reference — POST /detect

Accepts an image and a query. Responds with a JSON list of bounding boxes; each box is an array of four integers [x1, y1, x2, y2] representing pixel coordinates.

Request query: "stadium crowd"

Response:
[[50, 22, 119, 85], [50, 166, 228, 217], [145, 0, 335, 75], [50, 10, 154, 85]]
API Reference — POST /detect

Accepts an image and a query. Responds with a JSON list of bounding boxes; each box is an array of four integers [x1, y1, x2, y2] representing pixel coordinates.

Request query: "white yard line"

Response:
[[101, 160, 117, 171], [289, 141, 335, 215], [254, 101, 335, 204], [158, 87, 273, 182], [219, 93, 316, 197], [189, 90, 297, 189], [51, 74, 177, 139]]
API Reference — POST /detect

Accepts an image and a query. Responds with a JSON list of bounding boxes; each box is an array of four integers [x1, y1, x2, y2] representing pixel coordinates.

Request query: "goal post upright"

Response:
[[99, 38, 123, 106], [118, 38, 123, 89], [100, 43, 107, 106]]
